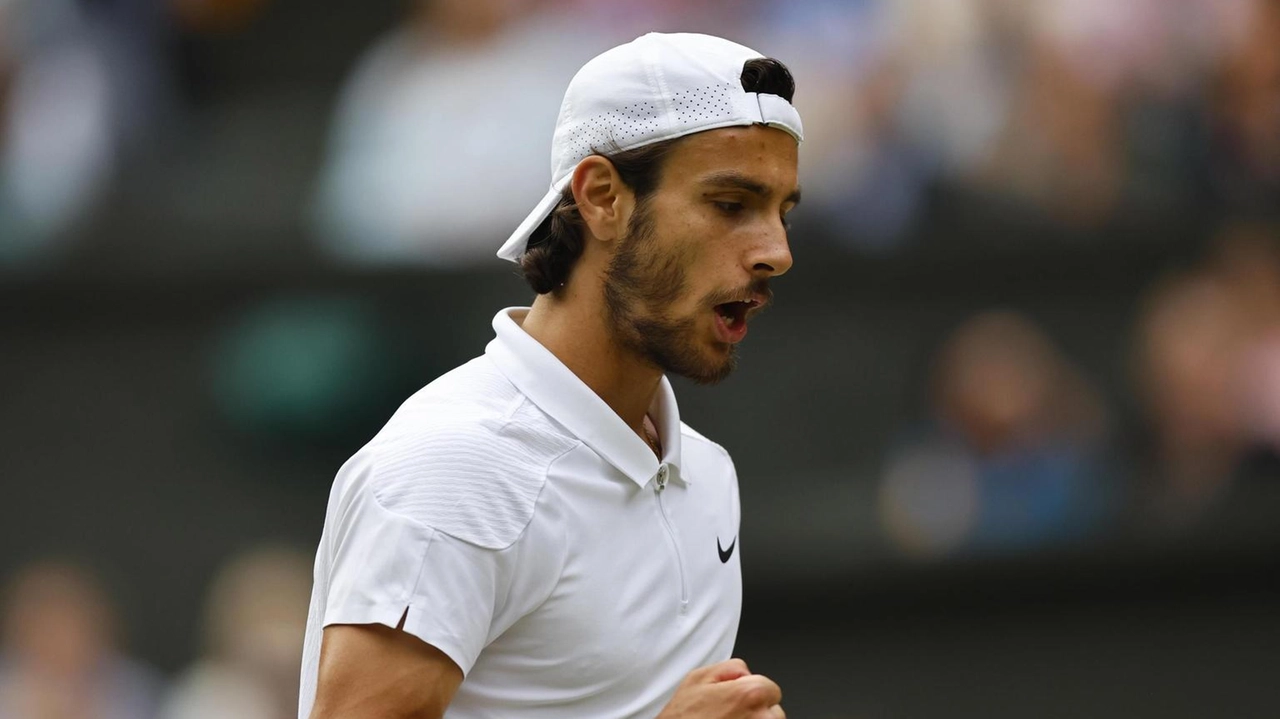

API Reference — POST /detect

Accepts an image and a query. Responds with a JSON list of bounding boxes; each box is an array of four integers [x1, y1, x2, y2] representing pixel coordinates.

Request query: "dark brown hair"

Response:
[[519, 57, 797, 295]]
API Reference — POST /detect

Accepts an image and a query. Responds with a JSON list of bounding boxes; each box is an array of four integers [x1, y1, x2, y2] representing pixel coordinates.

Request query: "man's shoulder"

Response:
[[406, 354, 520, 410], [679, 421, 733, 464], [678, 421, 739, 486], [354, 356, 580, 549]]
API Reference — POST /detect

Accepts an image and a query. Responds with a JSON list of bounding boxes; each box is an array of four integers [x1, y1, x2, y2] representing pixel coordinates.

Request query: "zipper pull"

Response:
[[655, 464, 669, 492]]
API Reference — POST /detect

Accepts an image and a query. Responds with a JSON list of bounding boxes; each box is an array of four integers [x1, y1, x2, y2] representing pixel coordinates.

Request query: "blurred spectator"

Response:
[[1132, 271, 1246, 524], [310, 0, 610, 266], [0, 0, 174, 268], [879, 310, 1116, 558], [0, 561, 162, 719], [1206, 0, 1280, 215], [972, 1, 1129, 226], [747, 0, 927, 250], [1133, 222, 1280, 527], [158, 546, 311, 719], [1215, 225, 1280, 461], [0, 0, 115, 265]]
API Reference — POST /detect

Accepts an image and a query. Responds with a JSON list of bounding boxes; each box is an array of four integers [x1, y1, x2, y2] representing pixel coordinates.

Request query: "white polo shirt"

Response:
[[298, 308, 743, 719]]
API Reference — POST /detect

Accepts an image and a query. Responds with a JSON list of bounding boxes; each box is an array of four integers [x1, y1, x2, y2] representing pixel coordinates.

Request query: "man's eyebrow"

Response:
[[700, 171, 802, 206]]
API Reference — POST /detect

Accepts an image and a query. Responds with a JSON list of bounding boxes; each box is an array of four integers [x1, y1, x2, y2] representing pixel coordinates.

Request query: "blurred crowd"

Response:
[[1, 0, 1278, 265], [880, 219, 1280, 559], [0, 548, 311, 719]]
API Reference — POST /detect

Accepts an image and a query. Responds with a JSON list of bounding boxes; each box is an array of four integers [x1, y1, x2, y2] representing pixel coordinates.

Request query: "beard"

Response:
[[602, 201, 738, 385]]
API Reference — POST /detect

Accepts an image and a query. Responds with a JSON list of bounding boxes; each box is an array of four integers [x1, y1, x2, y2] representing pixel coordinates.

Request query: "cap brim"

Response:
[[496, 176, 571, 263]]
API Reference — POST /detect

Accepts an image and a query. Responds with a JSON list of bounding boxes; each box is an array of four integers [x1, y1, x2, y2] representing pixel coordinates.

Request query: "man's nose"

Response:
[[750, 219, 793, 277]]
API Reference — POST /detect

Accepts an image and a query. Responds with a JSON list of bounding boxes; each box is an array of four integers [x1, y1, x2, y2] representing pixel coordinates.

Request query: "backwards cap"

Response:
[[496, 32, 804, 263]]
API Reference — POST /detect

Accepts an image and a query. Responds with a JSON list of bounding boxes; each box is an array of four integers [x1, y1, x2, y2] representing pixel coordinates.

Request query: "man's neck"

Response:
[[519, 292, 662, 438]]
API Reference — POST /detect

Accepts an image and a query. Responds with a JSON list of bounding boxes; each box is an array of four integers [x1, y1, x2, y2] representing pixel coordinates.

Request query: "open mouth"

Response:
[[713, 296, 764, 343], [714, 299, 757, 330]]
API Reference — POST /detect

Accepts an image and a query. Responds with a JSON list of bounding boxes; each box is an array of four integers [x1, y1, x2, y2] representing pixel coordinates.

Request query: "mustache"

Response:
[[708, 279, 774, 309]]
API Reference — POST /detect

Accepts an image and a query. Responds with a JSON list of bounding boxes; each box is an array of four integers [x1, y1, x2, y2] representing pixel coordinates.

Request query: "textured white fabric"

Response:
[[496, 32, 804, 262], [371, 400, 575, 550], [298, 308, 743, 719]]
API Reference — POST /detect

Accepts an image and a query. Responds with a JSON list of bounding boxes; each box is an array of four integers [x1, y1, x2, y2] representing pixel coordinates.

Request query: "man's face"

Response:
[[603, 125, 799, 384]]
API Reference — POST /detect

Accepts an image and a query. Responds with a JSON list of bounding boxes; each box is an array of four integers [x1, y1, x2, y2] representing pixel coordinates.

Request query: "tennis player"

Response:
[[299, 32, 803, 719]]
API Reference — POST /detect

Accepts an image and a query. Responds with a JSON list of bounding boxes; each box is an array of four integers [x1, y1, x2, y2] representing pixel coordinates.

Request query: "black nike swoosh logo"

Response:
[[717, 536, 736, 563]]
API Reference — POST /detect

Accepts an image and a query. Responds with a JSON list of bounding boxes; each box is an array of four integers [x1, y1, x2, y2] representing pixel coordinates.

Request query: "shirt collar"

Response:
[[485, 307, 684, 489]]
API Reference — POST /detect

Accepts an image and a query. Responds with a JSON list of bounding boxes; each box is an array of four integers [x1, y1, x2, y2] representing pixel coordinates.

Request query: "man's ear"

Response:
[[571, 156, 632, 245]]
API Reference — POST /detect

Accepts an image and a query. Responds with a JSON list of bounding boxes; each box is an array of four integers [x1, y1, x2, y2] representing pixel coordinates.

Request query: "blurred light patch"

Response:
[[208, 295, 408, 442]]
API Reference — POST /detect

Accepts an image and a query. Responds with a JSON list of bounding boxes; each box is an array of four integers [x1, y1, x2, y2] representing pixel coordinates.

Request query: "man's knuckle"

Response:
[[737, 682, 773, 707]]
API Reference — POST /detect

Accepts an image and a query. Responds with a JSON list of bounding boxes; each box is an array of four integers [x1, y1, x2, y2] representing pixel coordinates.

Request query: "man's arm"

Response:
[[311, 623, 783, 719], [309, 621, 464, 719]]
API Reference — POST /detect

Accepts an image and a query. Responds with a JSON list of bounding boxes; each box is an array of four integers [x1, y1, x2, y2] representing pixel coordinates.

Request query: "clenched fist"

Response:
[[657, 658, 785, 719]]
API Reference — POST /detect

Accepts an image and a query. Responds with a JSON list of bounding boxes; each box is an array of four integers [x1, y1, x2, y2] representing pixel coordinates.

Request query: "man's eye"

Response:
[[714, 201, 744, 215]]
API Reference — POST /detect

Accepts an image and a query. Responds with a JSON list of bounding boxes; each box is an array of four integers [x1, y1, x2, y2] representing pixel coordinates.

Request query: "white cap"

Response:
[[496, 32, 804, 263]]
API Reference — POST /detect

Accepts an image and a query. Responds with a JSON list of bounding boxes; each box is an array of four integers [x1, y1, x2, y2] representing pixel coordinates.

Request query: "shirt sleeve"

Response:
[[319, 458, 519, 676]]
